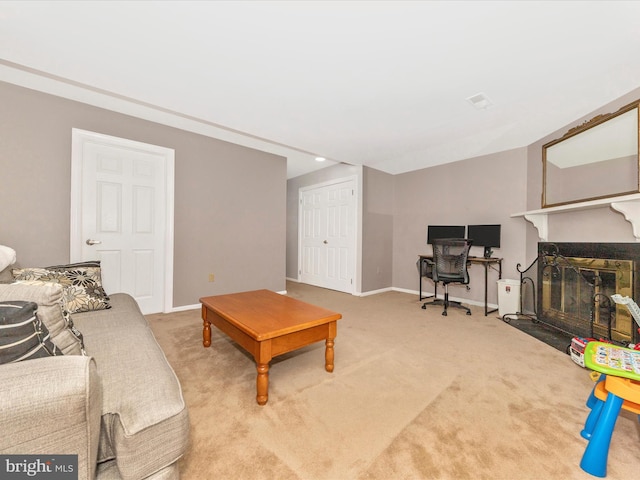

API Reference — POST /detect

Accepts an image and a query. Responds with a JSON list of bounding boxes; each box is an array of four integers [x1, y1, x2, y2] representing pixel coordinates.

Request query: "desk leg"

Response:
[[484, 263, 489, 316]]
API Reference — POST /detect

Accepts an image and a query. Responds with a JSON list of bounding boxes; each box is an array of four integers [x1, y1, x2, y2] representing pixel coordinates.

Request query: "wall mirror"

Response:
[[542, 100, 640, 208]]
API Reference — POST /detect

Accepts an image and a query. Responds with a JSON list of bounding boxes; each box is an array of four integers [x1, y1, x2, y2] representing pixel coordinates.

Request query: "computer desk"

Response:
[[418, 255, 502, 316]]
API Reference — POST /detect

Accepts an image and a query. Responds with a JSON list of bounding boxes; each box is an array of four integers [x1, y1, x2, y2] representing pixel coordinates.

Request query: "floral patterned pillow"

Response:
[[12, 261, 111, 313]]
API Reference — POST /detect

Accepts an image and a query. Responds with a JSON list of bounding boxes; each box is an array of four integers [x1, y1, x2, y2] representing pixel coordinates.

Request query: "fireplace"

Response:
[[537, 243, 640, 344]]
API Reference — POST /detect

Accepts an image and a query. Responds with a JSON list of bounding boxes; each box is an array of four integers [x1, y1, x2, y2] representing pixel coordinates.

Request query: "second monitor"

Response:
[[467, 224, 501, 258]]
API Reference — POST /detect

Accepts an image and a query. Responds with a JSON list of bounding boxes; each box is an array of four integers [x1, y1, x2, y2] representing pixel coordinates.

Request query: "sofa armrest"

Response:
[[0, 356, 103, 480]]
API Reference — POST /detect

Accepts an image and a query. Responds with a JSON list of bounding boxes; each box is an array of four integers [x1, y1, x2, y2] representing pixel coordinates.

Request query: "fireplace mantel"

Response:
[[512, 193, 640, 241]]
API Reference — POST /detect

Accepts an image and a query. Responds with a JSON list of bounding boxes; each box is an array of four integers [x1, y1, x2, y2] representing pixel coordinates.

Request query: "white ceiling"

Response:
[[2, 1, 640, 179]]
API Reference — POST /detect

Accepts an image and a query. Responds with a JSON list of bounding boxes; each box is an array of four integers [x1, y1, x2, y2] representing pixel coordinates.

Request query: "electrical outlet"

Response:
[[208, 273, 215, 282]]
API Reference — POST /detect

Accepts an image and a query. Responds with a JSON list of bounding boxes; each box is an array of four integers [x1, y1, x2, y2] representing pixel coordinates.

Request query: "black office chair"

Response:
[[422, 238, 472, 316]]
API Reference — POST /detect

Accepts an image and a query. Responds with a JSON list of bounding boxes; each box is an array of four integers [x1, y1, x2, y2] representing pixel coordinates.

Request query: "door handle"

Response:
[[86, 239, 102, 246]]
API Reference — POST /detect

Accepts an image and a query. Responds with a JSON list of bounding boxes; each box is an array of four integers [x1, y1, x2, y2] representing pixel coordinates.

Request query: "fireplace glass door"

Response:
[[541, 257, 633, 343]]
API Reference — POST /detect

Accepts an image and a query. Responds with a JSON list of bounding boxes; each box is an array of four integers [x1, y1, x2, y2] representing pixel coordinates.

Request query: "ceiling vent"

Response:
[[466, 92, 493, 110]]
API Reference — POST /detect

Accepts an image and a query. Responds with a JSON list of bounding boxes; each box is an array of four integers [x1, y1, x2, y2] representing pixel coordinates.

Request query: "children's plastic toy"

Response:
[[570, 337, 596, 367], [610, 294, 640, 350], [611, 294, 640, 326], [583, 341, 640, 380]]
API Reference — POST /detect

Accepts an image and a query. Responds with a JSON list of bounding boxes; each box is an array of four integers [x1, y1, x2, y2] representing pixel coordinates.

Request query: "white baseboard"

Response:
[[169, 303, 200, 313], [173, 281, 498, 312], [390, 287, 498, 310], [169, 289, 288, 313], [391, 287, 418, 295], [358, 287, 393, 297]]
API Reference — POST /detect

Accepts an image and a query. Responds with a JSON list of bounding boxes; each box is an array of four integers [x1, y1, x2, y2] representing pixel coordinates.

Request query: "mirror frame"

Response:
[[542, 100, 640, 208]]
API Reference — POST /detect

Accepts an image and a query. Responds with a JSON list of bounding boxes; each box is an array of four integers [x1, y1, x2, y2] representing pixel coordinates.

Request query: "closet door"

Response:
[[299, 179, 356, 293]]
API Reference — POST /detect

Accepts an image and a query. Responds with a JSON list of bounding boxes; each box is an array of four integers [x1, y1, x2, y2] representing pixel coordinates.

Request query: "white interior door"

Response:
[[299, 178, 356, 293], [71, 129, 174, 314]]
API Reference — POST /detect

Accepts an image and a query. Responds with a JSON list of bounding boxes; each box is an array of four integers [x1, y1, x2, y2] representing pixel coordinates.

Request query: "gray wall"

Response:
[[286, 87, 640, 308], [287, 148, 530, 305], [0, 81, 286, 309], [6, 77, 640, 310], [525, 85, 640, 262], [286, 163, 395, 294], [361, 167, 394, 292], [392, 148, 528, 305]]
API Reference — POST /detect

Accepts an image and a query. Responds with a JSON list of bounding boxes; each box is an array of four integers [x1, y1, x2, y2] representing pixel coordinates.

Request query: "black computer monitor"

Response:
[[427, 225, 466, 244], [467, 224, 501, 258]]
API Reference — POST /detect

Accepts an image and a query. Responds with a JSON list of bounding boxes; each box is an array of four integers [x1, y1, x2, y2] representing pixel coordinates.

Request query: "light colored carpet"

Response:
[[146, 282, 640, 480]]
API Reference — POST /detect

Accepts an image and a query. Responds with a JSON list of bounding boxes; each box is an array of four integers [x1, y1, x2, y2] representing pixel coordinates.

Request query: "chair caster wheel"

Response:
[[442, 311, 447, 316], [466, 311, 471, 315], [421, 305, 426, 309]]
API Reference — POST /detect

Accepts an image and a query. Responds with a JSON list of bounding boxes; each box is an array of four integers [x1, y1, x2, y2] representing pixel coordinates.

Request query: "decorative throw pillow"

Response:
[[0, 301, 63, 364], [46, 260, 111, 308], [0, 282, 85, 355], [13, 260, 110, 313]]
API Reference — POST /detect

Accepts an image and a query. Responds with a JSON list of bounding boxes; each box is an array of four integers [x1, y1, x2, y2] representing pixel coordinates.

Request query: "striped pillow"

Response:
[[0, 282, 84, 355], [0, 301, 63, 364]]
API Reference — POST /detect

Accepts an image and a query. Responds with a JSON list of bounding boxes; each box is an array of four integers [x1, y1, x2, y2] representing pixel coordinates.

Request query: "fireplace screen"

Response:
[[540, 254, 634, 343]]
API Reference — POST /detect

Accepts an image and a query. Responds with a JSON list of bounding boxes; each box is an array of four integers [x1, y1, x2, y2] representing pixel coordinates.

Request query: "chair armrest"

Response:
[[417, 258, 434, 278], [0, 356, 103, 480]]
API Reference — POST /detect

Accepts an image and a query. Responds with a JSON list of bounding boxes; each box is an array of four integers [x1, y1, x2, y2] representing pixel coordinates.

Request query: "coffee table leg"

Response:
[[325, 322, 337, 372], [256, 363, 269, 405], [325, 338, 335, 372], [201, 306, 212, 348], [202, 319, 211, 348]]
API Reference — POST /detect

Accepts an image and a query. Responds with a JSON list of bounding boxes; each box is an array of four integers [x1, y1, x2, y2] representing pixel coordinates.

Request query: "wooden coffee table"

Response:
[[200, 289, 342, 405]]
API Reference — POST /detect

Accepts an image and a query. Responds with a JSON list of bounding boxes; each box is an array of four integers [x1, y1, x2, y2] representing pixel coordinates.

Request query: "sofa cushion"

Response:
[[72, 293, 189, 480], [0, 282, 85, 355], [0, 301, 62, 363], [13, 261, 110, 313]]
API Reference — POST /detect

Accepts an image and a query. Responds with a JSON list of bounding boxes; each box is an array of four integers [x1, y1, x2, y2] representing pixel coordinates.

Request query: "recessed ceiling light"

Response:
[[315, 157, 326, 162], [466, 92, 493, 110]]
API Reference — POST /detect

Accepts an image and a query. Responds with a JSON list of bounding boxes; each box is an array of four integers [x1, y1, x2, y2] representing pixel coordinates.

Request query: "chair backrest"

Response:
[[432, 238, 472, 284]]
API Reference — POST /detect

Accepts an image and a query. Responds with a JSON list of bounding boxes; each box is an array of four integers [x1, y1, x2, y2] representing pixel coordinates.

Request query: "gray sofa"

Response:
[[0, 267, 190, 480]]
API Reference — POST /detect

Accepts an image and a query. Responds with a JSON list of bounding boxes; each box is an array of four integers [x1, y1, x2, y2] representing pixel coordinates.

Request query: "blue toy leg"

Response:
[[580, 393, 624, 477], [581, 397, 605, 440], [582, 375, 607, 439], [586, 375, 606, 410]]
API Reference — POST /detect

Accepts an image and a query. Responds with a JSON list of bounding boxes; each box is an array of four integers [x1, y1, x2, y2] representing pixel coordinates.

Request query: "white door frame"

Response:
[[69, 128, 175, 313], [298, 175, 359, 295]]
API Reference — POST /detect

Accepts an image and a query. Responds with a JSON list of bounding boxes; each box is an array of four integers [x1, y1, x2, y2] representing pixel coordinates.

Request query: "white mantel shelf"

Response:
[[511, 193, 640, 241]]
